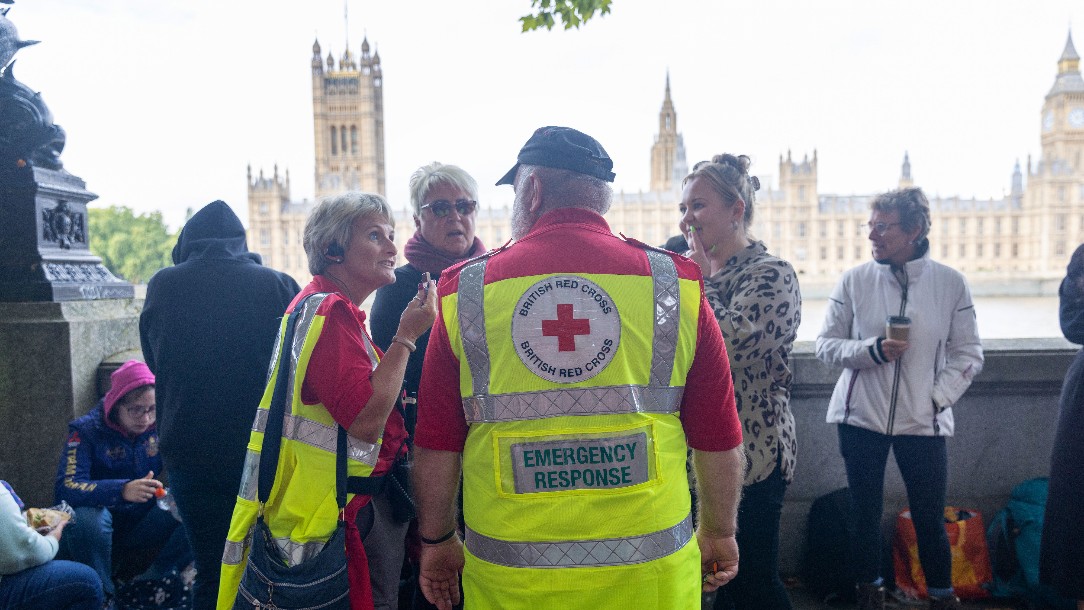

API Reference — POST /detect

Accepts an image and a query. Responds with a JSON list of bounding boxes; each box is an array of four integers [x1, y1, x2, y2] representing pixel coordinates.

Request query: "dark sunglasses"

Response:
[[420, 199, 477, 218]]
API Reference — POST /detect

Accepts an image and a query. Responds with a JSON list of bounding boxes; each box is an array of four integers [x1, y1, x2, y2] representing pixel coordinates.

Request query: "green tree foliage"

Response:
[[88, 206, 175, 284], [520, 0, 612, 31]]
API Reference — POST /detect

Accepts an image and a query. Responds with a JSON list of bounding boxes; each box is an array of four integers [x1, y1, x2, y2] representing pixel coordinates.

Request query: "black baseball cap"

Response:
[[495, 126, 616, 186]]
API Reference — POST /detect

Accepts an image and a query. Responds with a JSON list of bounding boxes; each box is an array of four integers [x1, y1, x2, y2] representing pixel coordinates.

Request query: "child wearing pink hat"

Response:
[[51, 360, 191, 602]]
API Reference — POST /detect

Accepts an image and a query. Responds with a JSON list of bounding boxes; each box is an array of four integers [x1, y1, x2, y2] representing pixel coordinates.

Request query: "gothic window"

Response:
[[1057, 241, 1066, 256], [976, 243, 984, 257], [995, 218, 1002, 235], [283, 228, 289, 244], [1056, 214, 1066, 231], [260, 229, 270, 247], [351, 126, 358, 154], [331, 127, 338, 155], [942, 244, 949, 258], [1012, 217, 1020, 235], [341, 125, 348, 156], [1012, 243, 1019, 257], [665, 116, 671, 130], [976, 218, 984, 235], [818, 221, 827, 238], [837, 220, 845, 237], [797, 222, 806, 238], [959, 218, 967, 233], [836, 246, 844, 260], [958, 244, 966, 257], [995, 243, 1001, 257], [854, 246, 861, 259], [819, 246, 827, 260], [799, 186, 806, 203], [259, 203, 268, 214], [1059, 186, 1067, 202]]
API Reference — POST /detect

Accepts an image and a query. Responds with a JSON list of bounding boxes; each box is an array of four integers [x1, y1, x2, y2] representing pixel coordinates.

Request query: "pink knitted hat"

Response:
[[103, 360, 155, 419]]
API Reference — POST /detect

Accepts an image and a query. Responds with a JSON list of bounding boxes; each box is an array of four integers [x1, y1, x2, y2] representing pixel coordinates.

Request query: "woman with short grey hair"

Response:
[[304, 191, 395, 277]]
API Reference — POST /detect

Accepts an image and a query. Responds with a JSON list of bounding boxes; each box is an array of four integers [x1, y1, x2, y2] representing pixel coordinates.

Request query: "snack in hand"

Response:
[[26, 507, 72, 532]]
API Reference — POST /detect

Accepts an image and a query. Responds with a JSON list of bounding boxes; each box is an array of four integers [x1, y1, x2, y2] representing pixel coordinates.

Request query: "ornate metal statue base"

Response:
[[0, 160, 133, 302]]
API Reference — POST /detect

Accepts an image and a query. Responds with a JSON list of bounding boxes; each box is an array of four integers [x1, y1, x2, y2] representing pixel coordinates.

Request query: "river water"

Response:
[[796, 296, 1063, 342]]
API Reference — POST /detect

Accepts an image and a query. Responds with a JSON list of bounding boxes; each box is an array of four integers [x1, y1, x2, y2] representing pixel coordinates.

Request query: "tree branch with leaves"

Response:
[[520, 0, 612, 31]]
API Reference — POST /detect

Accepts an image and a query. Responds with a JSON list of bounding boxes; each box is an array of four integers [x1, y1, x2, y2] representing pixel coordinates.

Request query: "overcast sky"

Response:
[[7, 1, 1082, 230]]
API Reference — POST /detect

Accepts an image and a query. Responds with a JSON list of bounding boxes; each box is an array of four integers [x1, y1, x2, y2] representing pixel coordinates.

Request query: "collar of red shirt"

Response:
[[522, 207, 613, 241], [308, 274, 367, 322]]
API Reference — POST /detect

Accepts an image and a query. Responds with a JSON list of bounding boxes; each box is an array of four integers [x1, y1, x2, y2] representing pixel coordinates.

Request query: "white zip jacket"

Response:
[[816, 247, 984, 436]]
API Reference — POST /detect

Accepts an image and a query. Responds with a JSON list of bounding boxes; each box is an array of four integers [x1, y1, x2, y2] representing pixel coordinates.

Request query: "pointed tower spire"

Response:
[[898, 151, 914, 189], [344, 0, 350, 51], [651, 72, 684, 193], [1049, 30, 1084, 97]]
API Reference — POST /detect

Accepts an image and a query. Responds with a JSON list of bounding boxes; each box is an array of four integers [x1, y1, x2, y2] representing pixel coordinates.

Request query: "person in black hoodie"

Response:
[[139, 200, 300, 610]]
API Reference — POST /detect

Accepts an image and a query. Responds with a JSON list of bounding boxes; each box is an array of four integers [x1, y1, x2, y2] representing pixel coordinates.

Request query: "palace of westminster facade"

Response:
[[248, 33, 1084, 293]]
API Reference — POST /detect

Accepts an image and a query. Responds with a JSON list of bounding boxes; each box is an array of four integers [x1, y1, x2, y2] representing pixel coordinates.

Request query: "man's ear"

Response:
[[526, 174, 544, 214], [413, 214, 421, 231]]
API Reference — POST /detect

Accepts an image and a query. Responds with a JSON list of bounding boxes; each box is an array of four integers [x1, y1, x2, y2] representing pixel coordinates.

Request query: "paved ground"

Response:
[[701, 579, 1031, 609]]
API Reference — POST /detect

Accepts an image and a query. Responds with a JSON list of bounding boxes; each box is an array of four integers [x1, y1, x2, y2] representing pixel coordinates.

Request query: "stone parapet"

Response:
[[779, 337, 1078, 576]]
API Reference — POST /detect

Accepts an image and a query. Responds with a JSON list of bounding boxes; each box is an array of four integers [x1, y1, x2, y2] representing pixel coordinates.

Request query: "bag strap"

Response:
[[257, 293, 348, 514]]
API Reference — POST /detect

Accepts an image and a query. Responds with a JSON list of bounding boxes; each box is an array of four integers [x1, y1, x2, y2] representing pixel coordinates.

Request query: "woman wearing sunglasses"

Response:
[[52, 360, 192, 603], [370, 162, 484, 608]]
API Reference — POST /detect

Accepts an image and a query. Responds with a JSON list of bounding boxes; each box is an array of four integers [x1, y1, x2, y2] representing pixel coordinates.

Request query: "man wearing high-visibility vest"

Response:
[[413, 126, 746, 610]]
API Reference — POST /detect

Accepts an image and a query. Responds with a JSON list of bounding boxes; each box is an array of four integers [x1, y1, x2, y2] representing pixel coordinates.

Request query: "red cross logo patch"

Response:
[[511, 275, 621, 383]]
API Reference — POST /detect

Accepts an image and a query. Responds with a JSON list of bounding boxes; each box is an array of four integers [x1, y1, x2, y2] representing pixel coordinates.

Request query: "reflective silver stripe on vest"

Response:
[[463, 384, 683, 423], [465, 513, 693, 568], [457, 259, 490, 395], [250, 408, 380, 468], [236, 448, 263, 502], [222, 533, 249, 565], [645, 250, 679, 387], [273, 534, 333, 566]]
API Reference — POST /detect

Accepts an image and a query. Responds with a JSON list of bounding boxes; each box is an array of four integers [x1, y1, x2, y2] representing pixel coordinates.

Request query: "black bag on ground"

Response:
[[804, 487, 857, 604]]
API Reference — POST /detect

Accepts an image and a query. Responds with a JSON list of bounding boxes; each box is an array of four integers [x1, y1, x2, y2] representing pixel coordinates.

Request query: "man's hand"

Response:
[[881, 338, 909, 362], [697, 529, 739, 592], [419, 537, 465, 610]]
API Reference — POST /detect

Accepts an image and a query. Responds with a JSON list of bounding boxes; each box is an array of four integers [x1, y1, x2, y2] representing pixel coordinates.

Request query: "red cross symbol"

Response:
[[542, 304, 591, 352]]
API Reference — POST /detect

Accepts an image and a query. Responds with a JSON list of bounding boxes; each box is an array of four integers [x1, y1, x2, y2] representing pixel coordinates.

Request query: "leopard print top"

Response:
[[704, 241, 801, 485]]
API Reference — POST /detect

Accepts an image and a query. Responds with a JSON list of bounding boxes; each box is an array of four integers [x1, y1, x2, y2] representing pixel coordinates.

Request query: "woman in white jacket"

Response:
[[816, 188, 983, 610]]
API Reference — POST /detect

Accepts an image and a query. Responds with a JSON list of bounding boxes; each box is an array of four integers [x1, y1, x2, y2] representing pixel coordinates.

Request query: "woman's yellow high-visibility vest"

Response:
[[218, 293, 382, 610], [444, 250, 704, 609]]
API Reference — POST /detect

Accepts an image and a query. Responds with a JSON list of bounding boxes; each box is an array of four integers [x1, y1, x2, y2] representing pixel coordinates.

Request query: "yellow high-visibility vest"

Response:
[[218, 293, 382, 610], [445, 250, 704, 609]]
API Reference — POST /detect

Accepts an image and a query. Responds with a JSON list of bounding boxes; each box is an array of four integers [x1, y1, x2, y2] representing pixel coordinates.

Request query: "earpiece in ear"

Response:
[[325, 242, 345, 264]]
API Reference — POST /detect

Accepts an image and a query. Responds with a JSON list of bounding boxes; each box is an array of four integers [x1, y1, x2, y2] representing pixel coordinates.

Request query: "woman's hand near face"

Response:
[[684, 225, 712, 277], [397, 279, 438, 341]]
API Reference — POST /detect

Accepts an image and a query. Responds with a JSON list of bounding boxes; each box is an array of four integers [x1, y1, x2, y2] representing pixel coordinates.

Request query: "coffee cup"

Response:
[[886, 315, 911, 341]]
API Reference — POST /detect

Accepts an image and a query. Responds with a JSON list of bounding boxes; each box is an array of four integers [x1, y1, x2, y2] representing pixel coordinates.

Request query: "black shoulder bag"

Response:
[[234, 295, 351, 610]]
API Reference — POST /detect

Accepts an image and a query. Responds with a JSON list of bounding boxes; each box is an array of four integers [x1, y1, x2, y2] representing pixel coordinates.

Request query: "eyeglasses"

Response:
[[122, 405, 156, 418], [865, 221, 900, 236], [421, 199, 477, 218]]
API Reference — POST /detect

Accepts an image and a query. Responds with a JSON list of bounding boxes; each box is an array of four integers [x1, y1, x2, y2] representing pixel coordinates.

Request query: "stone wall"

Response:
[[779, 337, 1078, 576], [0, 299, 142, 507]]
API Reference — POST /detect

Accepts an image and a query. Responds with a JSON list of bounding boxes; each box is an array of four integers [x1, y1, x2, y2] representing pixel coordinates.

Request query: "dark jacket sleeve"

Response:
[[1061, 244, 1084, 344], [54, 423, 128, 509]]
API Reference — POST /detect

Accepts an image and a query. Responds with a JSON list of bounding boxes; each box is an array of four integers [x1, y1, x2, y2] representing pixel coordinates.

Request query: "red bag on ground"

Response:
[[893, 507, 993, 600]]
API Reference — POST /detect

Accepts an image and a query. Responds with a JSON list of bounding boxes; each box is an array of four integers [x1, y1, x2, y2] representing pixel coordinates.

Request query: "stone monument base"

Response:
[[0, 298, 141, 507]]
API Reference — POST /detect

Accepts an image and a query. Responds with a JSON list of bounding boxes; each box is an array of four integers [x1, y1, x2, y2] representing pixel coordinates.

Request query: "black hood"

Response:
[[172, 200, 253, 264]]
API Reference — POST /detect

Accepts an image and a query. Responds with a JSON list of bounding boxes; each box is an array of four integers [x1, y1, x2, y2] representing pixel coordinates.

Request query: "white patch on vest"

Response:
[[511, 275, 621, 384], [510, 433, 649, 493]]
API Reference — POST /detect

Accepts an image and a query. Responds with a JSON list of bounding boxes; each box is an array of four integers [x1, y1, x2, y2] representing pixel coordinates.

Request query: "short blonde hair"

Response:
[[304, 192, 393, 276]]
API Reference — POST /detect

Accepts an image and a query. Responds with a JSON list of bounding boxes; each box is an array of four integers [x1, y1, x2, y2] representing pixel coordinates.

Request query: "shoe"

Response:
[[856, 582, 886, 610], [929, 595, 962, 610]]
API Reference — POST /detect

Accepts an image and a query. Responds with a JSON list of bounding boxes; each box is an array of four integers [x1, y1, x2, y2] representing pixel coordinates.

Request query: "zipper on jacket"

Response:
[[931, 339, 943, 435], [886, 266, 909, 435]]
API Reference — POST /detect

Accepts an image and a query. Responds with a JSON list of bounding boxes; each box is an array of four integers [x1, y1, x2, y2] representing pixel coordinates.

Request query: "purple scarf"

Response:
[[403, 232, 485, 274]]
